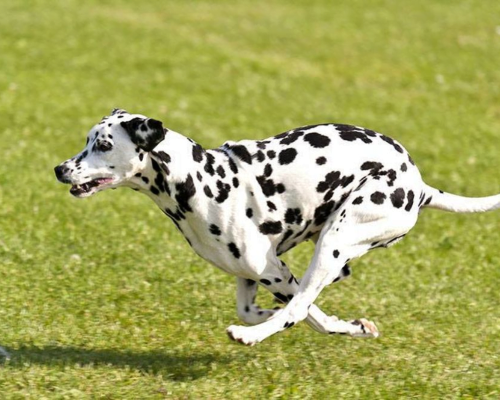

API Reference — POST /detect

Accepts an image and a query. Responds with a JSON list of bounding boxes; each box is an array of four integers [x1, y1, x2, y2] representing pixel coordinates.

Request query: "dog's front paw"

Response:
[[226, 325, 262, 346], [349, 318, 379, 338]]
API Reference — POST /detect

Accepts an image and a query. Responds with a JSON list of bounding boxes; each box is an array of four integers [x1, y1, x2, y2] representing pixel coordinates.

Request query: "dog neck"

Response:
[[127, 129, 207, 217]]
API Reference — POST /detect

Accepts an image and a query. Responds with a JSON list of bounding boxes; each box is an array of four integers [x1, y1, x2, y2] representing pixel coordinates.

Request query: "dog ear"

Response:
[[111, 108, 128, 116], [121, 117, 166, 152]]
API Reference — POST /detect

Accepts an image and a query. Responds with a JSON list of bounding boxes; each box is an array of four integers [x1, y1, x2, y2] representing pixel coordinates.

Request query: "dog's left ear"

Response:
[[121, 117, 166, 152]]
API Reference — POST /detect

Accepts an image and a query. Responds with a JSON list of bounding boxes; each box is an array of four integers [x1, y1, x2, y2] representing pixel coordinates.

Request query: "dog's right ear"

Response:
[[120, 117, 166, 152]]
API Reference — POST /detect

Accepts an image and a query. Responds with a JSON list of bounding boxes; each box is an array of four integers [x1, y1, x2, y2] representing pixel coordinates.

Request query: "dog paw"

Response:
[[226, 325, 261, 346], [349, 318, 379, 338]]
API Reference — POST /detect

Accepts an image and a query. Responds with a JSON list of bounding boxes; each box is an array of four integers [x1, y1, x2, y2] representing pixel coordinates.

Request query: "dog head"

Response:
[[54, 109, 166, 198]]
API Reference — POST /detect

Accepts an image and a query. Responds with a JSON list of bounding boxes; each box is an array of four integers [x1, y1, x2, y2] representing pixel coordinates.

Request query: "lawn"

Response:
[[1, 0, 499, 398]]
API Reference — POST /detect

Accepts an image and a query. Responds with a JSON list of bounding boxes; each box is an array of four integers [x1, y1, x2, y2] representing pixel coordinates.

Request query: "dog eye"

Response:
[[98, 141, 113, 152]]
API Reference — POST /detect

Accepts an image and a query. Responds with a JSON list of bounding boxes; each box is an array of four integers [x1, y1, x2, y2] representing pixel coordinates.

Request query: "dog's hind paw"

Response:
[[348, 318, 379, 338]]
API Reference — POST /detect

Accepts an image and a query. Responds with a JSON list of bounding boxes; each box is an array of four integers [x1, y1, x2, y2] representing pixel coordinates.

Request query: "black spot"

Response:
[[150, 186, 160, 196], [418, 192, 426, 207], [260, 279, 272, 285], [244, 306, 250, 313], [275, 277, 282, 283], [155, 173, 168, 194], [246, 208, 253, 218], [424, 196, 432, 205], [334, 124, 356, 131], [276, 184, 286, 193], [333, 250, 340, 258], [304, 132, 331, 148], [255, 150, 266, 162], [317, 171, 340, 193], [192, 144, 204, 162], [259, 221, 283, 235], [361, 161, 383, 173], [380, 135, 404, 153], [274, 131, 289, 139], [267, 201, 277, 211], [139, 153, 144, 162], [338, 126, 373, 144], [228, 157, 238, 174], [141, 176, 150, 184], [408, 154, 415, 165], [204, 152, 216, 175], [209, 224, 221, 236], [264, 164, 273, 177], [284, 208, 303, 225], [246, 279, 256, 287], [317, 171, 354, 194], [232, 177, 239, 188], [196, 171, 203, 182], [353, 196, 363, 205], [390, 188, 406, 208], [231, 145, 252, 164], [204, 185, 213, 198], [280, 130, 304, 145], [278, 148, 298, 165], [401, 163, 408, 172], [256, 140, 269, 149], [283, 321, 295, 329], [405, 190, 415, 212], [152, 159, 161, 173], [160, 163, 170, 176], [386, 169, 397, 187], [215, 180, 231, 203], [338, 191, 353, 211], [228, 242, 241, 259], [371, 191, 386, 205], [323, 190, 334, 202], [314, 201, 335, 226], [175, 174, 196, 212], [316, 157, 327, 165], [216, 165, 226, 178], [267, 150, 276, 159], [256, 176, 279, 197]]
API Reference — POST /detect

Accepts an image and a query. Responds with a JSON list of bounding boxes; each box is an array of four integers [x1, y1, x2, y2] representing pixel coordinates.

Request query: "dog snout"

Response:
[[54, 164, 71, 183]]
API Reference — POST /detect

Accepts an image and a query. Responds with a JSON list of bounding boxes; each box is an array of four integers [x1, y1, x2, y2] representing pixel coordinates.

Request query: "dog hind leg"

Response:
[[227, 195, 418, 345]]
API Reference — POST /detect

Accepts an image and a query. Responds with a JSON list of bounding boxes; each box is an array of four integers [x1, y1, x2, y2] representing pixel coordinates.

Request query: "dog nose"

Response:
[[54, 164, 70, 182]]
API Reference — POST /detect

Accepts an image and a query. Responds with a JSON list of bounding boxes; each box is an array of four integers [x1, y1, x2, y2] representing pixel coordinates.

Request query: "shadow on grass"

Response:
[[2, 345, 228, 381]]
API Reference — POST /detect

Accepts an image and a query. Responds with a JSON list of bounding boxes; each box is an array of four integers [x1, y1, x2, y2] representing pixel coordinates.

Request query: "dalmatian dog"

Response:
[[55, 109, 500, 346]]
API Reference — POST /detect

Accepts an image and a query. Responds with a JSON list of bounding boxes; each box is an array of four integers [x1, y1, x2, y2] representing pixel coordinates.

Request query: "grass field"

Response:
[[1, 0, 500, 398]]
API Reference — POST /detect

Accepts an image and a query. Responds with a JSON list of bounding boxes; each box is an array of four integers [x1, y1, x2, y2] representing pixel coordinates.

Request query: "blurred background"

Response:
[[0, 0, 499, 398]]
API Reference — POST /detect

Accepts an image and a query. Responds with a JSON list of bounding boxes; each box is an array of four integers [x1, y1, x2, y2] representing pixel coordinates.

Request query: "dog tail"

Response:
[[421, 184, 500, 213]]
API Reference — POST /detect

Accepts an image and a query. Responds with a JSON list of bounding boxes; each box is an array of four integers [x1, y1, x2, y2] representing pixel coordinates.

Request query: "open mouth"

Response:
[[70, 177, 114, 197]]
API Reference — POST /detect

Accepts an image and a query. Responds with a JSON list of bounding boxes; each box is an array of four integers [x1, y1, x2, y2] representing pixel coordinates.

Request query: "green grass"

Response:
[[1, 0, 500, 398]]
